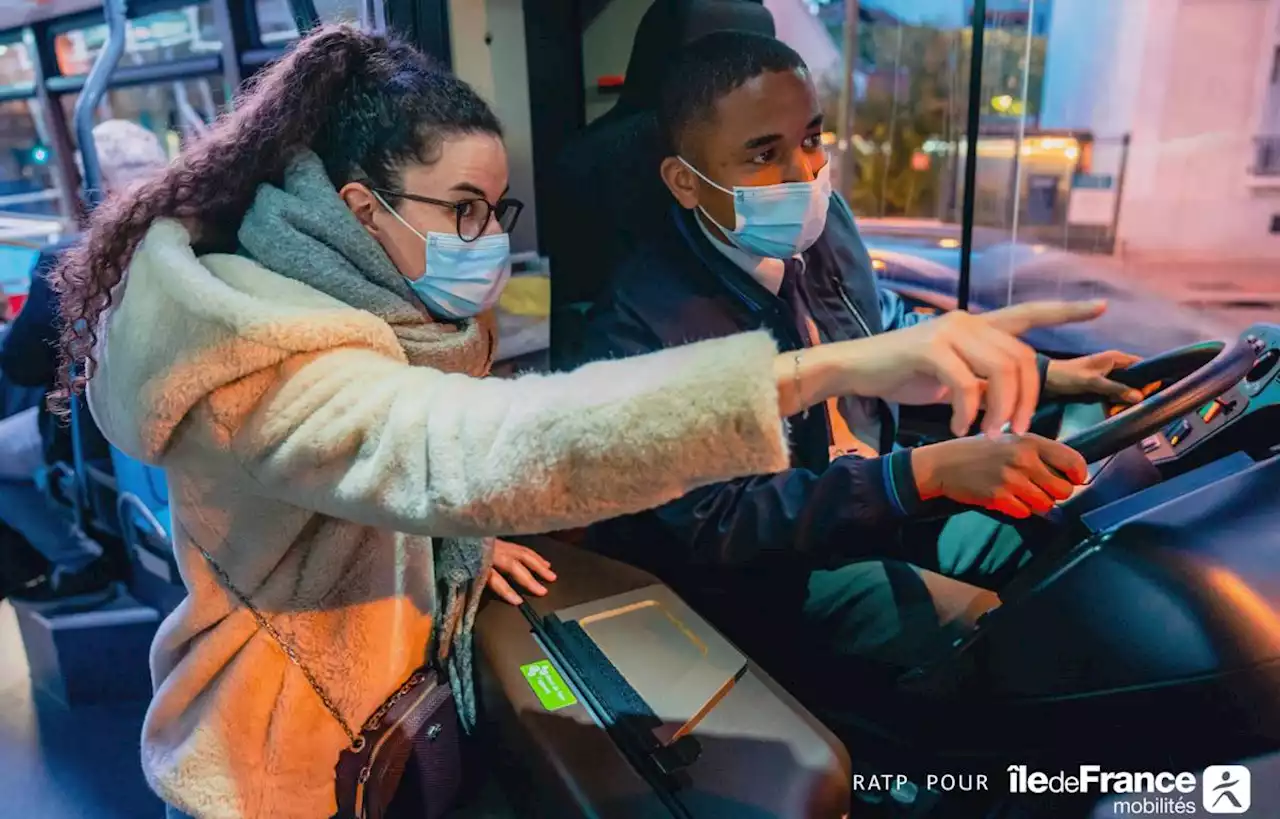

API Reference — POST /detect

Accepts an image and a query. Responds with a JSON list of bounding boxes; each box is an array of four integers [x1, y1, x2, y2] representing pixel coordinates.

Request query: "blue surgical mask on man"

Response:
[[373, 190, 512, 319], [678, 156, 833, 259]]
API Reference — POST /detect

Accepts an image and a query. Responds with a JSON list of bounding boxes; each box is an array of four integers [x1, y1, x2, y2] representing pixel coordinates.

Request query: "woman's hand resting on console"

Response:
[[775, 299, 1110, 438], [487, 539, 558, 604]]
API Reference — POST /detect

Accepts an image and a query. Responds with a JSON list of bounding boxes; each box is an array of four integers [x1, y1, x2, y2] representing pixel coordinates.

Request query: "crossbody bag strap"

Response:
[[195, 543, 367, 751]]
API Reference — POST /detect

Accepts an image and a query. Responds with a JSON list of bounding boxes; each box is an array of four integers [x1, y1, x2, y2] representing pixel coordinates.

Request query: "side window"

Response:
[[53, 4, 230, 160], [775, 0, 1261, 358], [254, 0, 366, 42], [255, 0, 302, 44], [1015, 0, 1267, 353], [52, 6, 222, 74], [0, 37, 36, 87], [0, 99, 60, 217], [772, 3, 966, 227], [59, 78, 229, 159]]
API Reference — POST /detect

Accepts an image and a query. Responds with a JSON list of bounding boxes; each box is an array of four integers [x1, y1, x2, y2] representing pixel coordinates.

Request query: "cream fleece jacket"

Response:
[[87, 219, 791, 819]]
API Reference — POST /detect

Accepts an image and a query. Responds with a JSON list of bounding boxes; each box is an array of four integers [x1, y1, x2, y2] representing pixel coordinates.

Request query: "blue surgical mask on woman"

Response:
[[678, 157, 833, 259], [373, 191, 511, 319]]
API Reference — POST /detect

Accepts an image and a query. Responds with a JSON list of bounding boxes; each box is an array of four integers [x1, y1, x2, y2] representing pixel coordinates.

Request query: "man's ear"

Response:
[[660, 156, 701, 210], [339, 182, 383, 236]]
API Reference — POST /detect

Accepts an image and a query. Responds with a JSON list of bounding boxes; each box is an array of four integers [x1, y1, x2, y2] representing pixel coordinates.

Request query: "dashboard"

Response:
[[1052, 324, 1280, 533], [1138, 324, 1280, 466]]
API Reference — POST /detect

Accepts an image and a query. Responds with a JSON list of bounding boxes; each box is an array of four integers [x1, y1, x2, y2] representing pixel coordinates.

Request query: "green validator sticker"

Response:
[[520, 659, 578, 711]]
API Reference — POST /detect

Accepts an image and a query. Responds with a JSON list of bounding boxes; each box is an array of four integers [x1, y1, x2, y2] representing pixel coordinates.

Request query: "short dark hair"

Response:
[[658, 30, 807, 155]]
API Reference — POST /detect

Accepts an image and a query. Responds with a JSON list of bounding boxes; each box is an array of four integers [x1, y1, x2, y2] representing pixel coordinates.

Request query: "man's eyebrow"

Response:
[[742, 133, 782, 150], [741, 115, 825, 151]]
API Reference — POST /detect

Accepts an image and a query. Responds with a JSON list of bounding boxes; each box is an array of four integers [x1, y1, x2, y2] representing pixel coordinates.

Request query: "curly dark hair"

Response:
[[49, 23, 502, 411]]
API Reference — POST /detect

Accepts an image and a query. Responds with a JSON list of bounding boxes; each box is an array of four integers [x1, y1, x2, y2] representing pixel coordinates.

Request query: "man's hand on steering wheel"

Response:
[[911, 434, 1089, 519], [1045, 351, 1146, 404]]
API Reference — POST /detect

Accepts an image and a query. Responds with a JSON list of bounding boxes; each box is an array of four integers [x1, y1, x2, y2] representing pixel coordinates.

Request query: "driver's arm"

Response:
[[635, 453, 928, 567], [576, 302, 936, 568]]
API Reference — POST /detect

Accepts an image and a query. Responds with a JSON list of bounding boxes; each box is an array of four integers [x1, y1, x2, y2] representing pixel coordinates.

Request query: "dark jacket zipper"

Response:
[[829, 275, 900, 454], [832, 275, 874, 339]]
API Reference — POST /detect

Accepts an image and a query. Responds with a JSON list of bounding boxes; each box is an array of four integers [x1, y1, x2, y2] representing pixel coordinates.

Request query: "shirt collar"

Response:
[[693, 210, 788, 296]]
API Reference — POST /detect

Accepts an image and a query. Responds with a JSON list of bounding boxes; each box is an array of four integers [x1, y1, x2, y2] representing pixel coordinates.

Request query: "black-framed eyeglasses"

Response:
[[374, 188, 524, 242]]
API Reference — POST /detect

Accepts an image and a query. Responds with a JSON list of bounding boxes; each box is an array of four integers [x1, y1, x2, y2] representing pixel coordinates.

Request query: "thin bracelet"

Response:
[[793, 349, 808, 418]]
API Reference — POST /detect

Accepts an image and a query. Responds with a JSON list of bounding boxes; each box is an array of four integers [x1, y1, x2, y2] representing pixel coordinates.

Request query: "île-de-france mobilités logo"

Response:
[[1202, 766, 1250, 814], [1007, 764, 1254, 814]]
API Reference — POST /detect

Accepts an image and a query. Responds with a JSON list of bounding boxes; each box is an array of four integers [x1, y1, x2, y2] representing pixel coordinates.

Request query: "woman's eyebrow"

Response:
[[450, 182, 510, 199]]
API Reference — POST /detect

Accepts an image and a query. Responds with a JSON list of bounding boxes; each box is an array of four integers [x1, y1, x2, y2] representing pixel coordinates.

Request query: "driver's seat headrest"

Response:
[[613, 0, 776, 118]]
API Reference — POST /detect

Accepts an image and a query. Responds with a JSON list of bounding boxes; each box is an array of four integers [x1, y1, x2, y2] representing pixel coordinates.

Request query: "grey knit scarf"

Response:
[[238, 150, 495, 729]]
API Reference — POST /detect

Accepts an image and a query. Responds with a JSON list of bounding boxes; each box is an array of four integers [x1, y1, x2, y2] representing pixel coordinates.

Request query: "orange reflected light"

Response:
[[975, 137, 1082, 161], [1202, 566, 1280, 639], [1107, 381, 1163, 417], [871, 258, 886, 271]]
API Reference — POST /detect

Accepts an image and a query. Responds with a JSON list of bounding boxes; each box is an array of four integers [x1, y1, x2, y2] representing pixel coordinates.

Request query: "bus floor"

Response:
[[0, 602, 164, 819], [0, 601, 517, 819]]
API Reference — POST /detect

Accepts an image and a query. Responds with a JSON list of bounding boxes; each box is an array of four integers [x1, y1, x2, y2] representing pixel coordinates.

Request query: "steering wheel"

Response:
[[1058, 338, 1258, 463], [974, 337, 1262, 607]]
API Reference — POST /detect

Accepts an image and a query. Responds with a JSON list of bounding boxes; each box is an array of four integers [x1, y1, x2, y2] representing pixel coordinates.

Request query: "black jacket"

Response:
[[0, 241, 110, 466], [0, 328, 43, 420], [572, 197, 1048, 580], [1, 247, 61, 386]]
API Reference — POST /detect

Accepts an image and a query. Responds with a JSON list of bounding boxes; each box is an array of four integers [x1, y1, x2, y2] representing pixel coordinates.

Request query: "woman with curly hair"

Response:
[[50, 23, 1095, 819]]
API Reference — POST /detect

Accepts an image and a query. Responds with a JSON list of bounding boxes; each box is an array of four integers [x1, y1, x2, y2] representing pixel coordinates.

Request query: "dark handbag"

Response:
[[333, 666, 463, 819], [194, 544, 463, 819]]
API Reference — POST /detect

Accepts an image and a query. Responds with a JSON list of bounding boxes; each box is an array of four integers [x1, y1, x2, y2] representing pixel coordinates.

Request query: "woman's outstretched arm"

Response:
[[232, 331, 789, 537], [228, 300, 1106, 538]]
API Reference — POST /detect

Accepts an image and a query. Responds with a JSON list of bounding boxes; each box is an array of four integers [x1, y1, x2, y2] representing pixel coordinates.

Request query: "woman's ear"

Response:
[[660, 156, 701, 210], [339, 182, 382, 236]]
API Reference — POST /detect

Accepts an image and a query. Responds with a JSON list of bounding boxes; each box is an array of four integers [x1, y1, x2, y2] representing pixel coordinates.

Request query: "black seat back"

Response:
[[546, 0, 776, 370]]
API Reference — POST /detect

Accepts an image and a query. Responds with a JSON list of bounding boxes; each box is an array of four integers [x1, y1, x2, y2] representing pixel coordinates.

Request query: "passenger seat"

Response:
[[110, 447, 184, 615]]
